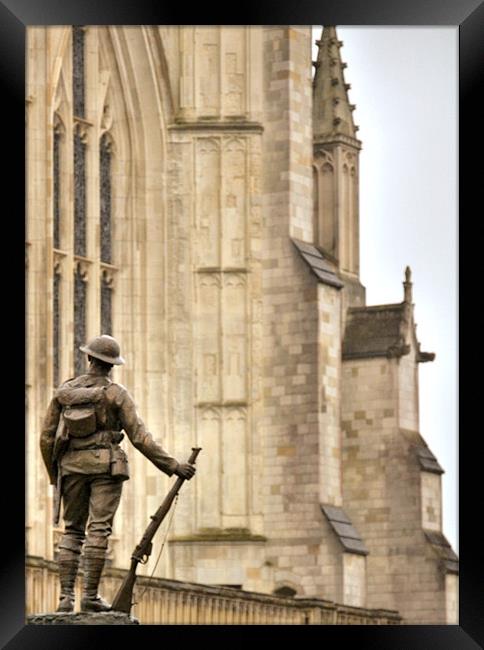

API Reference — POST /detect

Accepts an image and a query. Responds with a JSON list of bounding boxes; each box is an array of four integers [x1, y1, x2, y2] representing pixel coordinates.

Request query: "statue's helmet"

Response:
[[79, 335, 125, 365]]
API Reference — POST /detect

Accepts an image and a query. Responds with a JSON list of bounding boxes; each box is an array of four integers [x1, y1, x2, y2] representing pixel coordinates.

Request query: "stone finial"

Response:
[[403, 266, 412, 303]]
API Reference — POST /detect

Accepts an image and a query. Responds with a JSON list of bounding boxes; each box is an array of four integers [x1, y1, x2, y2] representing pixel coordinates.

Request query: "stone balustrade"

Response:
[[26, 556, 401, 625]]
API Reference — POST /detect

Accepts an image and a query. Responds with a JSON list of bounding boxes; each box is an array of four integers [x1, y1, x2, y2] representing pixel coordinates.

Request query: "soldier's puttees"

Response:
[[39, 335, 196, 614]]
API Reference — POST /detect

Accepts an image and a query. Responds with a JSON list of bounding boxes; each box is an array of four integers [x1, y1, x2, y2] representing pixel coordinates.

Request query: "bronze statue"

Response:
[[39, 335, 196, 614]]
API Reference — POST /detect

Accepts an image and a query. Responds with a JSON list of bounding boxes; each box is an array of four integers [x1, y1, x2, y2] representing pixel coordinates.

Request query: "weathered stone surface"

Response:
[[27, 612, 140, 625]]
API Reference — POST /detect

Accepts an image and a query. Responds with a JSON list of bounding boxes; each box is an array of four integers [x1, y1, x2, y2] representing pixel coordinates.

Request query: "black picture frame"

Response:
[[3, 0, 479, 647]]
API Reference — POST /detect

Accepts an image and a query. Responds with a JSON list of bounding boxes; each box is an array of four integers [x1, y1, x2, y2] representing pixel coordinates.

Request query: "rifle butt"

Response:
[[111, 565, 138, 614]]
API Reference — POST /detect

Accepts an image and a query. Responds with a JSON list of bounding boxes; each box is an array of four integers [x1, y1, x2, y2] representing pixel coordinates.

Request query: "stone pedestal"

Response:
[[27, 612, 140, 625]]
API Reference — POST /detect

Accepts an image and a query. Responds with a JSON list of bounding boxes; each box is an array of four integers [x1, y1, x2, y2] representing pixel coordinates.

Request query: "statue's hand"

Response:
[[175, 463, 196, 480]]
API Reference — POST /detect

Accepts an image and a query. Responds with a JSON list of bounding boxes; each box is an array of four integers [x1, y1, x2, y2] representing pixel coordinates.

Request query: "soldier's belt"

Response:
[[68, 430, 123, 450], [71, 444, 112, 451]]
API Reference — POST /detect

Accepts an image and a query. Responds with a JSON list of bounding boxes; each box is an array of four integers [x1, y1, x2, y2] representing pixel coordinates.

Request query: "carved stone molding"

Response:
[[225, 405, 247, 421], [74, 257, 91, 281], [171, 120, 263, 133], [53, 113, 66, 137], [74, 118, 91, 142], [196, 136, 221, 154], [197, 272, 222, 288], [200, 405, 222, 421], [53, 249, 67, 273], [100, 104, 114, 138], [314, 149, 334, 167], [223, 272, 247, 288], [101, 266, 116, 289], [223, 136, 246, 152], [313, 133, 362, 150], [197, 401, 248, 410]]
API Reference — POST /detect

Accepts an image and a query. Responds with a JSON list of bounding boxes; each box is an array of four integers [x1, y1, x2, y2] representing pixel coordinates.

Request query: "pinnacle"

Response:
[[313, 26, 358, 142], [403, 266, 413, 303]]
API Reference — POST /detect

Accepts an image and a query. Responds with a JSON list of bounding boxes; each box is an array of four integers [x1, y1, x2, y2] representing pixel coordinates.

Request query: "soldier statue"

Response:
[[40, 335, 196, 614]]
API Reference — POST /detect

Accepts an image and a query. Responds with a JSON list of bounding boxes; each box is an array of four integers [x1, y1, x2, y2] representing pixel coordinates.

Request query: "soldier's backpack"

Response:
[[56, 385, 108, 438]]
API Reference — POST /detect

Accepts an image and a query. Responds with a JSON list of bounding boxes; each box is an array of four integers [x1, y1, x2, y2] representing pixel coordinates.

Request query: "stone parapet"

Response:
[[26, 556, 401, 625]]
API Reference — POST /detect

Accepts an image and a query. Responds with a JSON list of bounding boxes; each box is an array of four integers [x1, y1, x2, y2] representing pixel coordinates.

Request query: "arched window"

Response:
[[52, 114, 65, 387], [53, 118, 62, 249], [100, 132, 112, 264], [51, 26, 118, 385], [72, 25, 85, 119], [74, 263, 87, 375]]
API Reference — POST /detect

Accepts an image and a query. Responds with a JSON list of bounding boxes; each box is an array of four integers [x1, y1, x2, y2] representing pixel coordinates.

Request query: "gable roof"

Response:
[[342, 302, 435, 362], [342, 303, 410, 360]]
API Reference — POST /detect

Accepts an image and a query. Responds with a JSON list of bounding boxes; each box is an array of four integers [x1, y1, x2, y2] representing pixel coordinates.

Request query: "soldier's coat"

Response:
[[40, 367, 179, 482]]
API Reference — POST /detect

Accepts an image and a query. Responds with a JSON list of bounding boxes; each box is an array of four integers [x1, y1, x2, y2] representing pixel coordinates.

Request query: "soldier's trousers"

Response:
[[58, 473, 123, 557]]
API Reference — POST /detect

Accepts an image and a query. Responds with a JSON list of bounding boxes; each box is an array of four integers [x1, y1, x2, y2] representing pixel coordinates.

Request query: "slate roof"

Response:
[[424, 530, 459, 574], [292, 239, 344, 289], [342, 303, 410, 360], [416, 445, 444, 474], [401, 430, 444, 475], [321, 504, 369, 555]]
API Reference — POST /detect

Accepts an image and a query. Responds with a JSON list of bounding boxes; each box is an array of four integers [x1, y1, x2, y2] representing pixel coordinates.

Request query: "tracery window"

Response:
[[72, 26, 85, 119], [74, 126, 87, 257], [53, 122, 62, 249], [53, 266, 61, 387], [74, 264, 87, 375], [51, 26, 118, 386], [100, 133, 112, 264], [101, 272, 113, 336]]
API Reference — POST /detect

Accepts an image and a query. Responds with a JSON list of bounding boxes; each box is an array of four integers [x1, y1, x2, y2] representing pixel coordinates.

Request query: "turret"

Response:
[[312, 26, 364, 307]]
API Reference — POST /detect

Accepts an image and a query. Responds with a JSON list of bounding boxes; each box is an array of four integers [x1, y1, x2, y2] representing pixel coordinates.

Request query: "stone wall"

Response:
[[421, 471, 442, 531], [342, 553, 366, 608], [317, 283, 342, 506], [341, 350, 452, 623], [445, 573, 459, 624]]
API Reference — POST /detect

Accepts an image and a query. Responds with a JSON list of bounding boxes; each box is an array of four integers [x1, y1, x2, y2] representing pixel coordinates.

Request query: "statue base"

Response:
[[27, 611, 140, 625]]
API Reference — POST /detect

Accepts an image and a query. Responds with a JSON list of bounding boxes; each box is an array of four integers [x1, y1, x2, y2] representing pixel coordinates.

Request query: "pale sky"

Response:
[[312, 26, 458, 552]]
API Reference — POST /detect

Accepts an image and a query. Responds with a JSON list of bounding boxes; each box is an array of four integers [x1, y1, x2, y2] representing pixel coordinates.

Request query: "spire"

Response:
[[313, 26, 359, 144], [403, 266, 413, 304]]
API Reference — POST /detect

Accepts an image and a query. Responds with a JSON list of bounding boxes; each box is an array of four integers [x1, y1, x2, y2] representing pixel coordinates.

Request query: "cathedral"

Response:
[[26, 25, 458, 624]]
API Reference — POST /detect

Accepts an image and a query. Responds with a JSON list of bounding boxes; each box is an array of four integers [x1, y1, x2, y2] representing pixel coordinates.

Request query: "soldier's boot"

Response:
[[80, 551, 111, 613], [56, 549, 80, 613]]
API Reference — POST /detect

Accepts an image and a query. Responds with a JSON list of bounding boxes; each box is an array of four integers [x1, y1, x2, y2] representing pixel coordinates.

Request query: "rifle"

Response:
[[52, 466, 62, 527], [52, 415, 68, 527], [111, 446, 202, 615]]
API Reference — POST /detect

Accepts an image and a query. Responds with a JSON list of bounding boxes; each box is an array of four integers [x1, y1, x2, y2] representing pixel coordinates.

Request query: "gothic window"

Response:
[[51, 27, 118, 387], [53, 121, 62, 249], [53, 267, 61, 387], [101, 272, 113, 335], [52, 116, 65, 388], [72, 26, 85, 118], [74, 264, 87, 375], [74, 126, 87, 257], [100, 133, 112, 264]]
